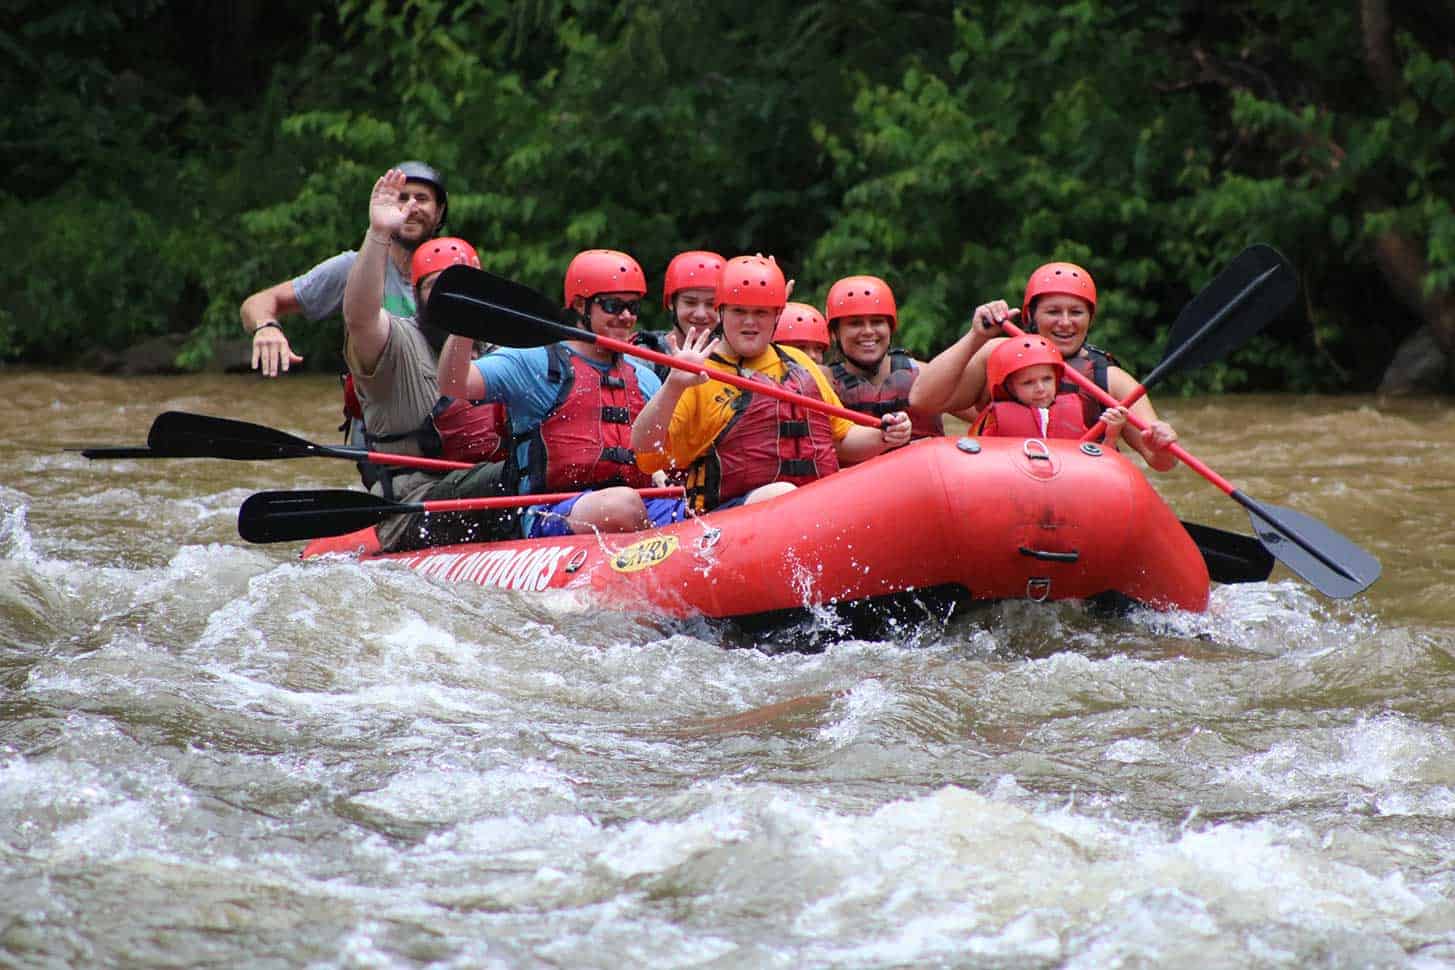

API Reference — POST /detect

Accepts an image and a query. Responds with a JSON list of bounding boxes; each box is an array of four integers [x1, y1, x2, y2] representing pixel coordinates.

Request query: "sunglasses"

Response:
[[594, 296, 642, 316]]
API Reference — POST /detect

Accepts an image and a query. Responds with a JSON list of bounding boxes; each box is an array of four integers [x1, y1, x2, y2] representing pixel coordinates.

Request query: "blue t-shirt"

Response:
[[474, 344, 662, 524]]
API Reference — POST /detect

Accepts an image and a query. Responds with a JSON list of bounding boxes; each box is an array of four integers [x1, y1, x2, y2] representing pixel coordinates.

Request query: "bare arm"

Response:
[[835, 412, 911, 465], [909, 302, 1016, 413], [438, 334, 485, 399], [240, 280, 305, 377], [1107, 367, 1178, 472], [343, 170, 411, 373]]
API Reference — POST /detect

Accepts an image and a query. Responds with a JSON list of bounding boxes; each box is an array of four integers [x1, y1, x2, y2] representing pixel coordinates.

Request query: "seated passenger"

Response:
[[773, 302, 830, 364], [910, 261, 1179, 470], [341, 169, 515, 552], [824, 275, 957, 438], [633, 250, 724, 380], [437, 249, 685, 537], [973, 336, 1127, 445], [630, 255, 911, 514]]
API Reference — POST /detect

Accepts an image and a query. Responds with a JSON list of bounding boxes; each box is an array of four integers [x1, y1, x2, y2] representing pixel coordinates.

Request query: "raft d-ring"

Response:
[[696, 527, 722, 551], [1022, 439, 1052, 462], [1026, 577, 1052, 602], [1080, 442, 1103, 457], [564, 548, 589, 573]]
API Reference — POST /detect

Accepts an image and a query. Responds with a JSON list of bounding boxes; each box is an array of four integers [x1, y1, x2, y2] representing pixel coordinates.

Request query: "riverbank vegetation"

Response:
[[4, 0, 1451, 391]]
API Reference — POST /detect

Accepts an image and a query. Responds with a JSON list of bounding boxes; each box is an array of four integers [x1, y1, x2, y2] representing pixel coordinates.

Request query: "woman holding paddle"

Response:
[[910, 261, 1179, 470], [630, 255, 912, 514]]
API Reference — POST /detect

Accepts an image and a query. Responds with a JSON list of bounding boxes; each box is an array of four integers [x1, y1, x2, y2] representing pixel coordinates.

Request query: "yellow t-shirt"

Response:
[[653, 343, 853, 472]]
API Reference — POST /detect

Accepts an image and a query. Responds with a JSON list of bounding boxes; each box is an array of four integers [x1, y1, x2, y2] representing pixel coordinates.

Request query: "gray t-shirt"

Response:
[[344, 311, 439, 503], [294, 250, 416, 321]]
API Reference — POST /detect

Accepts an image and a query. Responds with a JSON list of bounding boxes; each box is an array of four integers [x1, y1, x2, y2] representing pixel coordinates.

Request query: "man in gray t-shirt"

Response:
[[238, 161, 449, 377]]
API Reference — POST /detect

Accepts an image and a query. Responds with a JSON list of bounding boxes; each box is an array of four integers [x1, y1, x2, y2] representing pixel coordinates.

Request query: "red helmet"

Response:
[[774, 303, 830, 349], [662, 250, 725, 309], [716, 255, 787, 309], [410, 237, 480, 286], [564, 250, 647, 306], [986, 336, 1065, 401], [1021, 261, 1097, 323], [826, 275, 898, 330]]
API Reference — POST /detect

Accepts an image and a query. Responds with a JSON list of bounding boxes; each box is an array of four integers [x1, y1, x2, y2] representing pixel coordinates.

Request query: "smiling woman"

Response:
[[910, 260, 1181, 471]]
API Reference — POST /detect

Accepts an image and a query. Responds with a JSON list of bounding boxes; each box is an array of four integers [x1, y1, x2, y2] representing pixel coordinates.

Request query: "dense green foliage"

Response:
[[3, 0, 1451, 390]]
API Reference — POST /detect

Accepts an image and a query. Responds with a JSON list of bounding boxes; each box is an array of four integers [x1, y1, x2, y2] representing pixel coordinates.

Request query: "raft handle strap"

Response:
[[1018, 546, 1080, 563]]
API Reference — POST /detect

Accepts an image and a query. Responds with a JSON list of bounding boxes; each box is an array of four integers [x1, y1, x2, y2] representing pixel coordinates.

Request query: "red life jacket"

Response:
[[523, 344, 653, 492], [830, 349, 944, 439], [341, 373, 509, 496], [687, 346, 840, 513], [973, 393, 1087, 438]]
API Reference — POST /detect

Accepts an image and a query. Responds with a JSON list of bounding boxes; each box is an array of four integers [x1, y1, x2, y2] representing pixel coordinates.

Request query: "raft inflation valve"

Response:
[[1080, 442, 1103, 457], [955, 437, 981, 454]]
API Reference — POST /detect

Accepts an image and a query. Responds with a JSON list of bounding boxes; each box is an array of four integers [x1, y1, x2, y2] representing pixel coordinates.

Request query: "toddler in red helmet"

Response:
[[973, 336, 1127, 443]]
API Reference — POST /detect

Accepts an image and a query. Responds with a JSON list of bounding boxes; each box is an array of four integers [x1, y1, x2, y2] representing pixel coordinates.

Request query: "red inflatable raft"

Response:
[[301, 436, 1210, 621]]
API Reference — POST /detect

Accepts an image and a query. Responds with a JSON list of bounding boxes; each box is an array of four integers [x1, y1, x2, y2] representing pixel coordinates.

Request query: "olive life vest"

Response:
[[685, 345, 840, 514], [341, 373, 509, 495], [520, 344, 653, 493], [830, 349, 944, 439], [972, 393, 1088, 439]]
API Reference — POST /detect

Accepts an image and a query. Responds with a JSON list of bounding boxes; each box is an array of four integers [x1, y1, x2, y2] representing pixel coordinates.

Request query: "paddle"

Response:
[[76, 446, 162, 459], [238, 486, 685, 543], [426, 265, 884, 429], [1081, 244, 1296, 441], [77, 410, 478, 473], [1180, 520, 1274, 584], [1002, 319, 1380, 598]]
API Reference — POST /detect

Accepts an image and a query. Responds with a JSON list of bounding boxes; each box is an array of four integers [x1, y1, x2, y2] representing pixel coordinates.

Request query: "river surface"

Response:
[[3, 371, 1454, 968]]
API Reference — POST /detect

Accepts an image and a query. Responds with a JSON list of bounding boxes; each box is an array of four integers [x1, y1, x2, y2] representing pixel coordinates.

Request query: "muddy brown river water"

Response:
[[3, 371, 1453, 968]]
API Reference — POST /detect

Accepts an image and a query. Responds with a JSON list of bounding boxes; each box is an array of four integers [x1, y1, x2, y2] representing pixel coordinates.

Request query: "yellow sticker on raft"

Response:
[[610, 534, 679, 573]]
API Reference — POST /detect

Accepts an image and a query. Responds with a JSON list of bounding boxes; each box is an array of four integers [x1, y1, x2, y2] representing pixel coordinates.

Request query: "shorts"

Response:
[[527, 494, 689, 539]]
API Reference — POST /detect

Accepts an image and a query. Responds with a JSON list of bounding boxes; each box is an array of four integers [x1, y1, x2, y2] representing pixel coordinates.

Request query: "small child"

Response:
[[973, 336, 1127, 443], [773, 302, 831, 364]]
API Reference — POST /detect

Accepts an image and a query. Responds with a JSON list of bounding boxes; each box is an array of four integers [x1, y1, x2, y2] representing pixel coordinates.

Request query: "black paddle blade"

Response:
[[238, 489, 403, 543], [428, 265, 582, 347], [1181, 521, 1275, 585], [76, 446, 159, 459], [1239, 498, 1382, 599], [1156, 244, 1297, 377], [148, 411, 316, 460]]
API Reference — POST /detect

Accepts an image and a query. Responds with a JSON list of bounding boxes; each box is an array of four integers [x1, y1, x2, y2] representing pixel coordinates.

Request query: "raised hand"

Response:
[[665, 325, 721, 388], [368, 169, 411, 239]]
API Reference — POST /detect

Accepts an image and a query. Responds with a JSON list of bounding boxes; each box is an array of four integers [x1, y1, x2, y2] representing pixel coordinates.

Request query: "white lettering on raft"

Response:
[[405, 545, 576, 592]]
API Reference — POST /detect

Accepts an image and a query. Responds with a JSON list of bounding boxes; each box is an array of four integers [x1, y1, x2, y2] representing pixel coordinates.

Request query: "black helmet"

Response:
[[395, 160, 447, 232]]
